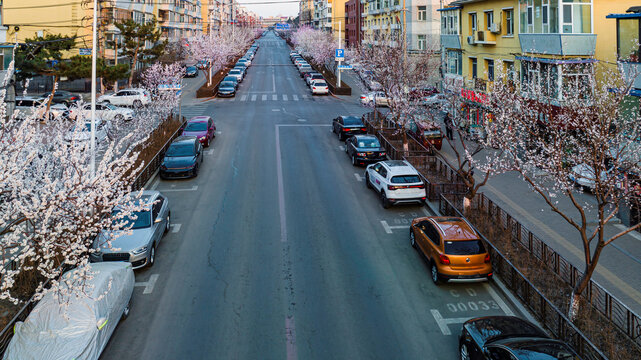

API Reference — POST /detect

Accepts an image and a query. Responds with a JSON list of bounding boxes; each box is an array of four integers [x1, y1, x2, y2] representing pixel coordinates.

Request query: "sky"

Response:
[[238, 0, 299, 18]]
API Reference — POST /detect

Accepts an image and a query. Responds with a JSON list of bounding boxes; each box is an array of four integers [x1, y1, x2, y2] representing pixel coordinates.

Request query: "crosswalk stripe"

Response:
[[302, 94, 308, 99], [283, 94, 288, 101], [251, 95, 257, 101], [293, 95, 299, 101], [241, 95, 247, 101], [262, 95, 267, 101], [272, 94, 278, 101]]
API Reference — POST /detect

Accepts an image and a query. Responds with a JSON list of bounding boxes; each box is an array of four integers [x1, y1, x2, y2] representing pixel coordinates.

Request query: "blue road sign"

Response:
[[335, 49, 344, 58], [337, 64, 353, 70], [79, 48, 91, 55]]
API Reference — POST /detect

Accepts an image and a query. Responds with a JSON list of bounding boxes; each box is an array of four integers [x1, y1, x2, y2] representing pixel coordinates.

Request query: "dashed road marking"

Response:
[[293, 95, 299, 101], [338, 145, 345, 151], [354, 173, 363, 181], [272, 108, 280, 111], [272, 94, 278, 101], [135, 274, 159, 295], [205, 149, 214, 155], [297, 118, 307, 122], [380, 220, 393, 234], [241, 95, 247, 101], [283, 94, 288, 101], [262, 95, 267, 101], [251, 95, 257, 101], [170, 224, 182, 233]]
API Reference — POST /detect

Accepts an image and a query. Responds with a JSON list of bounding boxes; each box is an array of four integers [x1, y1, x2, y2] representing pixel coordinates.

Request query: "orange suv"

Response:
[[409, 216, 492, 284]]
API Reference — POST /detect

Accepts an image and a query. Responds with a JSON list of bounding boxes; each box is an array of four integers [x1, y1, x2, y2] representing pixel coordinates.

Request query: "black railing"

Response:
[[439, 194, 608, 360]]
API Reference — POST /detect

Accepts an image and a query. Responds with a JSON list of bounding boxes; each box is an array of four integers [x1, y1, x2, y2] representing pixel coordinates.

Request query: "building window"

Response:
[[470, 57, 478, 78], [561, 1, 591, 34], [617, 18, 641, 62], [485, 11, 493, 31], [446, 50, 463, 75], [418, 6, 426, 21], [504, 9, 514, 35], [542, 0, 549, 33], [486, 59, 494, 81], [417, 34, 426, 50], [470, 13, 477, 32]]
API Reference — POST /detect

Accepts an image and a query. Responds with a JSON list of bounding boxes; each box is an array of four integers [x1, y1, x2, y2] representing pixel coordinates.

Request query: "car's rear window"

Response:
[[343, 117, 363, 126], [184, 122, 207, 132], [391, 175, 421, 184], [357, 138, 381, 148], [314, 81, 327, 86], [444, 240, 486, 255]]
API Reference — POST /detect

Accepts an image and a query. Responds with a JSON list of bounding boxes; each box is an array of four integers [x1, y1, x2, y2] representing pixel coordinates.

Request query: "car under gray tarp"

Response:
[[3, 262, 134, 360]]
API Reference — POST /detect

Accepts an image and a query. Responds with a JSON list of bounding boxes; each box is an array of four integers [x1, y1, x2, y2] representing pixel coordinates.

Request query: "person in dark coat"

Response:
[[444, 113, 454, 140]]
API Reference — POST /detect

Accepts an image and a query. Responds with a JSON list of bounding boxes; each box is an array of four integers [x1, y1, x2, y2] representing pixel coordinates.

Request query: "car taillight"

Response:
[[357, 152, 366, 156], [387, 185, 400, 190], [380, 152, 386, 156], [343, 128, 351, 131], [70, 96, 78, 100], [361, 127, 367, 131], [484, 253, 491, 263], [439, 254, 451, 265]]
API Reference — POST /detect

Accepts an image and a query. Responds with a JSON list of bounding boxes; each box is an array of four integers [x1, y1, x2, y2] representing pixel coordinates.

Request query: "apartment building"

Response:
[[300, 0, 315, 26], [203, 0, 224, 33], [442, 0, 634, 129], [157, 0, 203, 40], [345, 0, 364, 47], [362, 0, 440, 51]]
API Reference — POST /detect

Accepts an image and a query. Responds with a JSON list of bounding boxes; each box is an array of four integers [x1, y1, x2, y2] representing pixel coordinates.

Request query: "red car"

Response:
[[181, 116, 216, 147]]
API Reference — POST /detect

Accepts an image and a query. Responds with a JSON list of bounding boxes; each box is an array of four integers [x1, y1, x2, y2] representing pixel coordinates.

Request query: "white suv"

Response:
[[98, 88, 150, 107], [365, 160, 426, 208]]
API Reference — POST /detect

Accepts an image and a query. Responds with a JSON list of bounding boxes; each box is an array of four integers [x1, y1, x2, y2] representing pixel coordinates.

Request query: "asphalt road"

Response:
[[100, 32, 525, 360]]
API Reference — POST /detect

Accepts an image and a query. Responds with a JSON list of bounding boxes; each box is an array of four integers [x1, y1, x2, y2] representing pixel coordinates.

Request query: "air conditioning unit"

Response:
[[467, 36, 475, 45], [490, 22, 501, 33]]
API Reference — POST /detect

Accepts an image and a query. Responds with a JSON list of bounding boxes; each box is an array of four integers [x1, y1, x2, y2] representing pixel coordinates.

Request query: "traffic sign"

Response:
[[337, 64, 353, 70], [158, 84, 182, 91], [79, 48, 91, 55], [335, 49, 344, 59]]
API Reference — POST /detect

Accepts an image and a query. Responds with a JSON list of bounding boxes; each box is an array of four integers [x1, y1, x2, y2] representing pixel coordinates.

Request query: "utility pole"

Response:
[[337, 20, 342, 87], [114, 35, 118, 92], [90, 0, 98, 178]]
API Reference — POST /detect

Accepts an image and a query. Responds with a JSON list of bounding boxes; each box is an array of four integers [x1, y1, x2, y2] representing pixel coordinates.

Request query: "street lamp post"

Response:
[[90, 0, 98, 178]]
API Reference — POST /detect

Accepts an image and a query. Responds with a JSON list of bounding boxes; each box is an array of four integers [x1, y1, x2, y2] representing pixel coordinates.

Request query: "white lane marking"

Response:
[[483, 283, 515, 316], [272, 109, 281, 112], [251, 95, 257, 101], [338, 145, 345, 151], [151, 178, 160, 190], [286, 315, 298, 360], [297, 118, 307, 122], [430, 309, 469, 336], [241, 95, 247, 101], [615, 224, 641, 241], [302, 94, 308, 99], [135, 274, 159, 295], [158, 186, 199, 192], [262, 94, 267, 101], [275, 126, 288, 243], [216, 131, 222, 135], [283, 94, 288, 101], [293, 95, 299, 101], [272, 94, 278, 101], [380, 220, 393, 234], [354, 173, 363, 181], [205, 149, 214, 155], [170, 224, 182, 233], [229, 97, 236, 102]]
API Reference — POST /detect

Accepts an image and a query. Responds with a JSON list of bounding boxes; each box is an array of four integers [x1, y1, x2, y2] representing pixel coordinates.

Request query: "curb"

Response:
[[143, 168, 160, 190], [490, 276, 543, 330]]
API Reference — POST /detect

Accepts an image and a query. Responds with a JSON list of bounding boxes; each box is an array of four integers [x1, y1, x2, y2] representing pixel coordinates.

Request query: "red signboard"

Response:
[[460, 89, 488, 104]]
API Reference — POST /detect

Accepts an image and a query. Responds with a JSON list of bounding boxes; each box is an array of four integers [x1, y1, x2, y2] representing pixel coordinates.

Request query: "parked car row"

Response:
[[217, 42, 258, 98], [290, 51, 329, 95]]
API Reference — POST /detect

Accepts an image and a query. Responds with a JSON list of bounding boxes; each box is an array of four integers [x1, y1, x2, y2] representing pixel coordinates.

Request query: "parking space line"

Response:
[[422, 207, 431, 217], [262, 95, 267, 101], [354, 173, 362, 181], [293, 95, 299, 101], [431, 309, 470, 335], [205, 150, 214, 155], [170, 224, 182, 233], [241, 95, 247, 101], [272, 94, 278, 101], [338, 145, 345, 151], [157, 186, 199, 192], [483, 283, 515, 316], [283, 94, 288, 101], [251, 95, 257, 101], [151, 178, 160, 190], [134, 274, 159, 295], [380, 220, 393, 234]]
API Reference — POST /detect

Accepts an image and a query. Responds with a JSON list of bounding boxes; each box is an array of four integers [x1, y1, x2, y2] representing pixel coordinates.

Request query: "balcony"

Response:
[[440, 34, 461, 49], [519, 34, 597, 56]]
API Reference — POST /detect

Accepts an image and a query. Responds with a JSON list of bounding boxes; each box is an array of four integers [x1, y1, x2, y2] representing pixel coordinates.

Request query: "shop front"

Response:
[[458, 88, 492, 139]]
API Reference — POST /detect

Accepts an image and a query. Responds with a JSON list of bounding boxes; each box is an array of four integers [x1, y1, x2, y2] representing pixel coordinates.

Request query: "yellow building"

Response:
[[442, 0, 637, 129]]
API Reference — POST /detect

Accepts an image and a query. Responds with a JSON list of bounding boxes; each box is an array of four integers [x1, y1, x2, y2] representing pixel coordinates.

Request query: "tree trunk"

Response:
[[128, 46, 140, 88], [568, 290, 581, 321], [44, 74, 58, 122], [402, 130, 409, 156], [463, 196, 472, 212], [567, 244, 603, 321]]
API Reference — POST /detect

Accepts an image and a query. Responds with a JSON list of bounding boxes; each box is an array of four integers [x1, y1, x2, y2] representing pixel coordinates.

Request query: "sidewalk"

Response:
[[434, 122, 641, 316]]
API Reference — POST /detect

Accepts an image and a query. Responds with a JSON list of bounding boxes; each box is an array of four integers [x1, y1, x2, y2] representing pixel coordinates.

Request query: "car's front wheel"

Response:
[[122, 298, 131, 320], [164, 212, 171, 234], [133, 100, 142, 108], [352, 156, 358, 166], [410, 228, 417, 249], [148, 244, 156, 267], [459, 343, 470, 360]]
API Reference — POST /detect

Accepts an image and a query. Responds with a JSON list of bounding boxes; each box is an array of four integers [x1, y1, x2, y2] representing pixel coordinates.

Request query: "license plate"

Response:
[[367, 152, 373, 155]]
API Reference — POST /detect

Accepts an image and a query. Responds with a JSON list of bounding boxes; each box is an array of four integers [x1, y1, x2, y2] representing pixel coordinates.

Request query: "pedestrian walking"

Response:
[[444, 113, 454, 140]]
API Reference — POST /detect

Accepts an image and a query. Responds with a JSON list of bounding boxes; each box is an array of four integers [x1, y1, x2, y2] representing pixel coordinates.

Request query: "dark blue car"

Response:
[[160, 136, 204, 179], [185, 66, 198, 78]]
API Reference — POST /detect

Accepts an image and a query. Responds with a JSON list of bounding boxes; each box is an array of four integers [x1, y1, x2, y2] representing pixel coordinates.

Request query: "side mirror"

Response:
[[154, 218, 162, 224]]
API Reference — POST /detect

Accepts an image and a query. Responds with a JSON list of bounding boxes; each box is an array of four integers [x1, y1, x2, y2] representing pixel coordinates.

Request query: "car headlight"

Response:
[[132, 246, 148, 255]]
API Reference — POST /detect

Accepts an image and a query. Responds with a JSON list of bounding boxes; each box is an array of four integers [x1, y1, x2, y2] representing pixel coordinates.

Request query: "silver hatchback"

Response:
[[91, 190, 171, 269]]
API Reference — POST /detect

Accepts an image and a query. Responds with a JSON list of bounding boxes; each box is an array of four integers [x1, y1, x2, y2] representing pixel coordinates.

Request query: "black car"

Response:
[[217, 81, 236, 97], [332, 115, 367, 141], [222, 76, 238, 89], [345, 135, 386, 166], [159, 136, 204, 179], [185, 66, 198, 78], [41, 90, 82, 105], [459, 316, 581, 360]]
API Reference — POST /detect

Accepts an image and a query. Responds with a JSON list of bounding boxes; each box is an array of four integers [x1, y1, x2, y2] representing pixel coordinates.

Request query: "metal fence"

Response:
[[439, 194, 608, 360]]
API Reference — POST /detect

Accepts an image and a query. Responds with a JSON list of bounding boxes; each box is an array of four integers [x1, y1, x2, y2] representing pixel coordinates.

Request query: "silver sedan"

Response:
[[91, 190, 171, 269]]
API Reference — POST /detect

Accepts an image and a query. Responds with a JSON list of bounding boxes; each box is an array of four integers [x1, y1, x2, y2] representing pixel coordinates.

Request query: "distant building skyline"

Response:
[[241, 0, 299, 18]]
